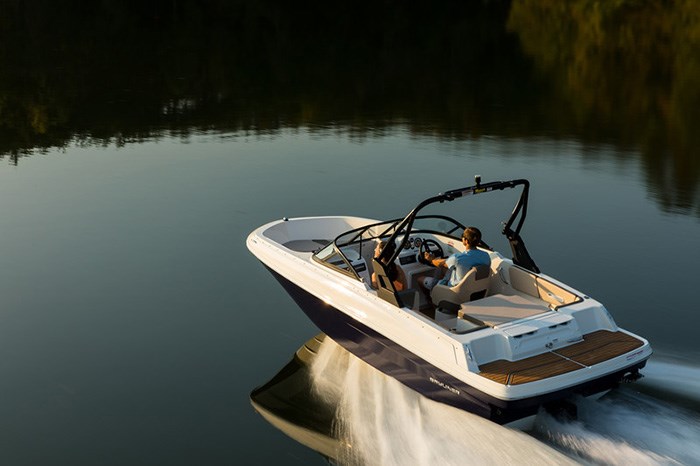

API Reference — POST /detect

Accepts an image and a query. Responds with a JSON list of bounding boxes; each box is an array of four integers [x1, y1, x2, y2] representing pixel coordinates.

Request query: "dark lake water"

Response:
[[1, 1, 699, 464]]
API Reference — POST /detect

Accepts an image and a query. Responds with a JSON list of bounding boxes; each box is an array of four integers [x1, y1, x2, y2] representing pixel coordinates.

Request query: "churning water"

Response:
[[532, 359, 700, 465], [310, 339, 700, 465]]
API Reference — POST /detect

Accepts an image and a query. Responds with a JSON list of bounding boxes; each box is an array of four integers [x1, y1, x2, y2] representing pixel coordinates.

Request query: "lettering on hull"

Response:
[[430, 377, 461, 396]]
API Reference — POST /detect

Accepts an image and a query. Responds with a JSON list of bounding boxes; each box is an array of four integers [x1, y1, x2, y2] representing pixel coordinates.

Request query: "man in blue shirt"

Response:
[[422, 226, 491, 288]]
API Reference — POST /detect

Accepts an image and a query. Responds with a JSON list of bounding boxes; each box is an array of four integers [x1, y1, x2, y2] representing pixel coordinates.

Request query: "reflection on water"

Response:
[[508, 0, 700, 215], [1, 1, 699, 215], [250, 335, 341, 461], [252, 334, 700, 465]]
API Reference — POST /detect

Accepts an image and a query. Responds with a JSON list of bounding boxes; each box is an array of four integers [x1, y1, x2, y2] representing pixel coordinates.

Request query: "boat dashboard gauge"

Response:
[[405, 237, 414, 249], [413, 237, 422, 249]]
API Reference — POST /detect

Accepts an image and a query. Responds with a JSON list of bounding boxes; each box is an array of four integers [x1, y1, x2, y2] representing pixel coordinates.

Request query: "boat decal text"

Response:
[[626, 349, 645, 360], [430, 377, 460, 395]]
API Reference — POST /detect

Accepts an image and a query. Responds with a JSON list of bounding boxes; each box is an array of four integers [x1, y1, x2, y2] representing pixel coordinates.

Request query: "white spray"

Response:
[[310, 340, 700, 465], [310, 338, 576, 466], [534, 358, 700, 465]]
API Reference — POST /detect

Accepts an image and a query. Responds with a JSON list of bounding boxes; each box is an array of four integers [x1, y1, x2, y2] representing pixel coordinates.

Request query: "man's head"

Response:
[[461, 227, 482, 248], [374, 239, 396, 261]]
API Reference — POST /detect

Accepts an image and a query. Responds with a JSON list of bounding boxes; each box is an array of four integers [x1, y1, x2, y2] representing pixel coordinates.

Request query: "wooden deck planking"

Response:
[[509, 360, 582, 385], [478, 330, 644, 385], [479, 352, 571, 384], [556, 330, 643, 366]]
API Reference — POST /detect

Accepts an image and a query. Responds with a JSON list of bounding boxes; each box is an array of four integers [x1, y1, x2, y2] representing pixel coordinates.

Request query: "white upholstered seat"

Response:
[[431, 264, 491, 320]]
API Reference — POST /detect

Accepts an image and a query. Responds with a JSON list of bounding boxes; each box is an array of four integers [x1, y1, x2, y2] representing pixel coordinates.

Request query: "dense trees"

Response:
[[508, 0, 700, 212], [0, 0, 697, 212]]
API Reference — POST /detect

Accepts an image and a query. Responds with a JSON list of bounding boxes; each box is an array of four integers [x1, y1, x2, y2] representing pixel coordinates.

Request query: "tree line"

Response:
[[1, 0, 697, 213]]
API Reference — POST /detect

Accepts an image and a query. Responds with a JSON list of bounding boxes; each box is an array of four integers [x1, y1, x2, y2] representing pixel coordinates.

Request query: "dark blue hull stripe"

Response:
[[266, 266, 646, 424]]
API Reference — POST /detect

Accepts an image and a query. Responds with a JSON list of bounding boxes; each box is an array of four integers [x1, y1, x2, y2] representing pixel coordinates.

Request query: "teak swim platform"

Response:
[[479, 330, 644, 385]]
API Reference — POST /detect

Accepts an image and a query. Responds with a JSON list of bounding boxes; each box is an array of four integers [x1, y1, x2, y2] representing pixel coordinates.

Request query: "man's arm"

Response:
[[423, 253, 447, 268]]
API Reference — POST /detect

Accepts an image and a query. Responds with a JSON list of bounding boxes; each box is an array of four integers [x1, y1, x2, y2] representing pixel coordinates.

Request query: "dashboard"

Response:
[[396, 236, 431, 266], [331, 235, 456, 286], [398, 254, 417, 265]]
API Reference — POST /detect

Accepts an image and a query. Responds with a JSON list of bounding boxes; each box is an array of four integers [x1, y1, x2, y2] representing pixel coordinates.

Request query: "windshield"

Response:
[[333, 215, 464, 249], [410, 216, 465, 237], [312, 215, 465, 281]]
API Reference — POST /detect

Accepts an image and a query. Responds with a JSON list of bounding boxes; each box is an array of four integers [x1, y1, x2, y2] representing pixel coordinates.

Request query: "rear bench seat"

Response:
[[508, 266, 580, 308]]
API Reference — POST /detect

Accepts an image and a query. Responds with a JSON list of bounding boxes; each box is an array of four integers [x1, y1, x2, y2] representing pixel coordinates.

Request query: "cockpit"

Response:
[[310, 178, 582, 333], [312, 215, 475, 308]]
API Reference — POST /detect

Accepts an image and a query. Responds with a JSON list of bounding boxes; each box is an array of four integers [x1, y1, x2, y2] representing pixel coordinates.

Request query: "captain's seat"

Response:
[[432, 265, 490, 321]]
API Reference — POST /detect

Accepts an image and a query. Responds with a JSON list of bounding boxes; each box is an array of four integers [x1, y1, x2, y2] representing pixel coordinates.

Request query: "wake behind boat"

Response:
[[246, 177, 652, 427]]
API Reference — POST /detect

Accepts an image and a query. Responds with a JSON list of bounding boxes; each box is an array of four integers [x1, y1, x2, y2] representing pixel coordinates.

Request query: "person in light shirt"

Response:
[[422, 226, 490, 289]]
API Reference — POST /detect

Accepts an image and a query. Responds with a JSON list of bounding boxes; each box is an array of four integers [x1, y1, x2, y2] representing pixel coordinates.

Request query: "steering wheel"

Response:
[[418, 239, 445, 265]]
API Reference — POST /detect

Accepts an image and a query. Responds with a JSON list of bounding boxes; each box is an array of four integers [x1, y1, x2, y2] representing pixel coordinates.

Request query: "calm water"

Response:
[[1, 1, 699, 465]]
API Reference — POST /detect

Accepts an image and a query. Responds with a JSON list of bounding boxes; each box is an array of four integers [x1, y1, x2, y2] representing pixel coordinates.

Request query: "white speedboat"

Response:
[[247, 177, 652, 427]]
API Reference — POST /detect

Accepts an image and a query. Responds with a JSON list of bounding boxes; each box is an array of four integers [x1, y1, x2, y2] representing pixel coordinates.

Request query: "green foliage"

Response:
[[0, 0, 698, 213], [508, 0, 700, 213]]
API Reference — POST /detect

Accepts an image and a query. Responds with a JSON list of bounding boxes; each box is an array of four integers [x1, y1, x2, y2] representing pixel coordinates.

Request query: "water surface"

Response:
[[0, 1, 699, 464]]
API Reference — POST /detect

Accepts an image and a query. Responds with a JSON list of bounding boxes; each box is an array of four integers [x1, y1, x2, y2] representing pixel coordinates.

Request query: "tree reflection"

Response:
[[508, 0, 700, 214], [0, 0, 698, 214]]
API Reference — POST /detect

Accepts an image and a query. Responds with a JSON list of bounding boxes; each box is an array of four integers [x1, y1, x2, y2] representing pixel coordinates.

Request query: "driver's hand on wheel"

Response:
[[424, 252, 434, 262]]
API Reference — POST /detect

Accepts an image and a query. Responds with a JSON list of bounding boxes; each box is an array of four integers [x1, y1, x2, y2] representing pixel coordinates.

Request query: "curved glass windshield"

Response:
[[313, 215, 465, 281], [410, 216, 465, 237]]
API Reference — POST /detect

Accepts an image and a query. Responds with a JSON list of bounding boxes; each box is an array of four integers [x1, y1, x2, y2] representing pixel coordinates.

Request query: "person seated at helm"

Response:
[[422, 226, 491, 290], [371, 240, 407, 292]]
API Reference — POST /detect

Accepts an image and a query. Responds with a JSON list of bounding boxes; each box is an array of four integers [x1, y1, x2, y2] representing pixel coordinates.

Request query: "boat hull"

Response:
[[266, 266, 647, 425]]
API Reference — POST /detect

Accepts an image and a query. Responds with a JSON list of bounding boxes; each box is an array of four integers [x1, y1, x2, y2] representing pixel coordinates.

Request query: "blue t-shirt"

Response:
[[442, 248, 491, 286]]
